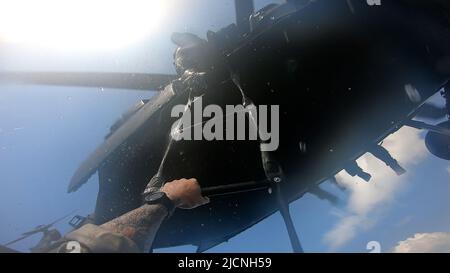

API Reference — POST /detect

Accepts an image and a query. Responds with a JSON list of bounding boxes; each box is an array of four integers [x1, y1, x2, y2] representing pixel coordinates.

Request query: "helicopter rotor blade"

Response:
[[21, 209, 78, 235], [4, 234, 33, 247], [0, 72, 178, 91], [48, 209, 78, 227], [234, 0, 254, 33], [4, 209, 78, 246], [0, 244, 21, 253], [21, 228, 47, 237]]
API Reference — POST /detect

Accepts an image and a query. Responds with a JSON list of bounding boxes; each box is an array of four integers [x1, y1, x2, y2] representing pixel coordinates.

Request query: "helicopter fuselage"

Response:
[[82, 1, 450, 250]]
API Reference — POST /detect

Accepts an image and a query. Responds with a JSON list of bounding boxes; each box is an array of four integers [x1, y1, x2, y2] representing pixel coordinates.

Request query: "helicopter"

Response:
[[1, 0, 450, 253], [2, 210, 76, 253]]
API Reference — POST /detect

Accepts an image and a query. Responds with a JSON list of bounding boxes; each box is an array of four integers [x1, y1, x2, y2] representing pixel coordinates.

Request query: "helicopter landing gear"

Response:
[[231, 68, 304, 252], [274, 182, 304, 253], [406, 83, 450, 160], [261, 149, 304, 253]]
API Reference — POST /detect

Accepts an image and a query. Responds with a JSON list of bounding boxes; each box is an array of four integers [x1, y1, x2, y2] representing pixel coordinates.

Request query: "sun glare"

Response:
[[0, 0, 170, 51]]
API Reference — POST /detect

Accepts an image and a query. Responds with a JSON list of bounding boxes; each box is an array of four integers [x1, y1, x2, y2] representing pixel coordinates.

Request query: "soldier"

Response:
[[48, 178, 209, 253]]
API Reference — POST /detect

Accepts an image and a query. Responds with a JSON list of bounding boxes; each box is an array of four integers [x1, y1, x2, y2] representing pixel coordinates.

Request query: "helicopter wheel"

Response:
[[425, 120, 450, 160]]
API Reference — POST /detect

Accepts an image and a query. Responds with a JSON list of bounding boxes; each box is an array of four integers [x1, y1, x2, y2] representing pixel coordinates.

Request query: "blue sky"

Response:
[[1, 0, 450, 253]]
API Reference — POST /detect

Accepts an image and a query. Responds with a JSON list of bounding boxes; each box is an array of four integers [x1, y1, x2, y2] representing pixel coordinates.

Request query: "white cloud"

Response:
[[324, 215, 370, 250], [324, 127, 428, 250], [392, 232, 450, 253], [447, 165, 450, 175]]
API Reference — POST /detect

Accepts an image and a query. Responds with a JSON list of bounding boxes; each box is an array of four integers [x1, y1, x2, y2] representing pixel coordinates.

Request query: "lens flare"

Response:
[[0, 0, 170, 51]]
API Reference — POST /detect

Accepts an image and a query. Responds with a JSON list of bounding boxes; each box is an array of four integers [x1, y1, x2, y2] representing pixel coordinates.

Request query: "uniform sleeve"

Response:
[[54, 224, 141, 253]]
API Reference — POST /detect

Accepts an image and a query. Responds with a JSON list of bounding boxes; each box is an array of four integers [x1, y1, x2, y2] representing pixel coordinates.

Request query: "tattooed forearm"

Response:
[[100, 204, 168, 251]]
